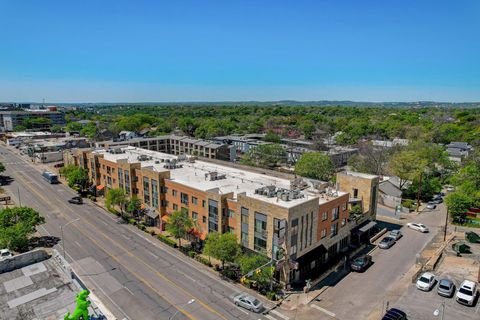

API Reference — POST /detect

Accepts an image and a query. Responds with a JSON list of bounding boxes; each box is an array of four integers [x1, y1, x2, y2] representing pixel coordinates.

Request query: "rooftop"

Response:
[[339, 171, 379, 180], [96, 146, 346, 208]]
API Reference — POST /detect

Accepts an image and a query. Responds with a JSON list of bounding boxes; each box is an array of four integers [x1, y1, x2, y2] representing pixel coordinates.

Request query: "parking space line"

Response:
[[311, 304, 336, 317], [270, 309, 290, 320], [265, 314, 277, 320]]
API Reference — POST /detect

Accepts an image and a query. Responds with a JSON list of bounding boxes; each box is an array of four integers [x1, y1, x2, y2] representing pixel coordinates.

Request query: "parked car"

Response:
[[437, 279, 455, 297], [416, 272, 436, 291], [378, 236, 396, 249], [232, 293, 263, 313], [53, 163, 64, 168], [426, 202, 437, 210], [350, 254, 373, 272], [455, 280, 478, 306], [68, 196, 83, 205], [407, 223, 429, 233], [0, 249, 13, 260], [389, 230, 403, 240], [381, 307, 407, 320]]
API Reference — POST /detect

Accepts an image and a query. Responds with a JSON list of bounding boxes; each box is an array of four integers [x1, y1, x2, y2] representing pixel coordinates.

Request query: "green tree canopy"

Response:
[[0, 207, 45, 251], [238, 253, 269, 275], [126, 197, 142, 218], [295, 152, 335, 181], [105, 188, 128, 217], [61, 165, 89, 191], [165, 210, 193, 247], [264, 130, 281, 143], [203, 232, 241, 269], [445, 192, 473, 220]]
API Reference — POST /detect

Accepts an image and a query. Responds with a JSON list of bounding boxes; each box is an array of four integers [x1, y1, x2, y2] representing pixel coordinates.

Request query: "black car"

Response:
[[350, 255, 372, 272], [68, 196, 83, 204], [382, 308, 407, 320]]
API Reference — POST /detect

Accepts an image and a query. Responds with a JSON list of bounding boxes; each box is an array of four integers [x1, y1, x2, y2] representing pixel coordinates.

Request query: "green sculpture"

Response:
[[64, 289, 91, 320]]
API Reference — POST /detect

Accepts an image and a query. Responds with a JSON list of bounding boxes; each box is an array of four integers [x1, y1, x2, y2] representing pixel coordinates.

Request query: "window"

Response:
[[161, 200, 168, 207], [124, 170, 130, 194], [173, 203, 178, 211], [118, 168, 124, 190], [151, 179, 159, 208], [192, 196, 198, 205], [202, 200, 206, 208], [342, 202, 347, 211], [353, 188, 358, 198], [341, 218, 347, 227], [227, 226, 235, 233], [332, 207, 339, 221], [291, 218, 298, 235], [322, 211, 328, 221], [208, 199, 219, 232], [227, 210, 235, 218], [254, 237, 267, 252], [321, 228, 327, 239], [172, 189, 177, 197], [192, 211, 198, 221], [143, 177, 150, 205], [181, 192, 189, 206], [330, 223, 338, 238], [161, 186, 168, 194], [241, 231, 248, 247], [290, 244, 297, 255], [202, 216, 206, 223], [241, 207, 249, 247]]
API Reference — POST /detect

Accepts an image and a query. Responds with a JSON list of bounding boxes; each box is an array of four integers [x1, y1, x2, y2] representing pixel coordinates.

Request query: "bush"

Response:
[[195, 255, 212, 267], [188, 251, 196, 259], [402, 199, 415, 210], [128, 218, 137, 225], [157, 234, 177, 248], [137, 223, 146, 231], [220, 268, 239, 281], [266, 291, 277, 301]]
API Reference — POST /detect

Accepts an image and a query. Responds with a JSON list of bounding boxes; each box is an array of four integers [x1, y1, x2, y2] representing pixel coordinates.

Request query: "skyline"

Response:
[[1, 0, 480, 102]]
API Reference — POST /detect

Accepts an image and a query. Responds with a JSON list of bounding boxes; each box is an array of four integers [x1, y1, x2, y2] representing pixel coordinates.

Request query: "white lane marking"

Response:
[[147, 251, 158, 259], [265, 315, 277, 320], [123, 286, 135, 296], [311, 304, 336, 317], [270, 309, 290, 320]]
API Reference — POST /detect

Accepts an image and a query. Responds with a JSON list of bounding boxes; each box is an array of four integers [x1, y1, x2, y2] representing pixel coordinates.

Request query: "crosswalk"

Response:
[[263, 308, 290, 320]]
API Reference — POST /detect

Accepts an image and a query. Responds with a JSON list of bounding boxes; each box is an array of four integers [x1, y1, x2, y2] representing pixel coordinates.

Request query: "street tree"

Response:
[[63, 166, 90, 192], [295, 152, 335, 181], [445, 192, 473, 221], [126, 197, 142, 219], [0, 207, 45, 251], [203, 232, 241, 269], [165, 210, 193, 248], [238, 253, 269, 275], [105, 188, 128, 218]]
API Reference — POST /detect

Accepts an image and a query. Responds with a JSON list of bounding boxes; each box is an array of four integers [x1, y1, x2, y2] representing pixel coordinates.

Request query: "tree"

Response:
[[0, 162, 5, 174], [445, 192, 473, 220], [13, 125, 27, 132], [388, 150, 426, 189], [105, 188, 128, 218], [50, 124, 63, 133], [63, 166, 89, 192], [165, 210, 193, 247], [264, 130, 281, 143], [65, 121, 83, 132], [348, 142, 394, 175], [241, 144, 287, 169], [203, 232, 241, 269], [298, 120, 316, 140], [80, 122, 99, 139], [0, 207, 45, 251], [295, 152, 335, 181], [238, 253, 269, 275], [126, 197, 142, 219], [349, 204, 362, 216]]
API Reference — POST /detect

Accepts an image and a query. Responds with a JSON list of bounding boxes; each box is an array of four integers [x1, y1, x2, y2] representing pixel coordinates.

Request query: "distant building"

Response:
[[378, 178, 403, 208], [0, 110, 66, 131], [371, 138, 409, 148], [446, 142, 473, 163]]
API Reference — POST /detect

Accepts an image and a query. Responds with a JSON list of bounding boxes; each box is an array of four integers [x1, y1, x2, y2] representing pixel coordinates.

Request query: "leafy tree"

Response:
[[403, 175, 442, 201], [349, 204, 362, 216], [238, 253, 269, 275], [126, 197, 142, 219], [264, 130, 281, 143], [203, 232, 241, 269], [13, 125, 27, 132], [0, 207, 45, 251], [62, 166, 89, 192], [241, 144, 287, 169], [105, 188, 128, 217], [50, 124, 63, 133], [295, 152, 335, 181], [80, 122, 99, 139], [65, 122, 83, 132], [165, 210, 193, 247], [298, 120, 316, 140], [445, 192, 473, 220], [388, 150, 426, 189], [348, 142, 395, 175]]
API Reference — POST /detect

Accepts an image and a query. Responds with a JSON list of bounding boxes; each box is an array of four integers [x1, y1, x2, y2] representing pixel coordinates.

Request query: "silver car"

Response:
[[378, 236, 396, 249], [232, 293, 263, 313], [389, 230, 402, 240], [437, 279, 455, 297]]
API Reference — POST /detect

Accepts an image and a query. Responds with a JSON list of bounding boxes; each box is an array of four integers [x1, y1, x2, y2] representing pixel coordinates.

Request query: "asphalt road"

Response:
[[308, 203, 448, 320], [0, 145, 288, 320]]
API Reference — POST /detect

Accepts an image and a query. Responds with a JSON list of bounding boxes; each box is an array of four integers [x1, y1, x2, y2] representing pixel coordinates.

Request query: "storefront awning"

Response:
[[145, 208, 159, 219], [96, 185, 105, 191], [161, 215, 170, 223], [359, 221, 377, 233]]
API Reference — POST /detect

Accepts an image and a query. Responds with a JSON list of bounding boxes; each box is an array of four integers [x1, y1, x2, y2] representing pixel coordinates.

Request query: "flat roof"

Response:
[[96, 147, 346, 208], [339, 171, 378, 180]]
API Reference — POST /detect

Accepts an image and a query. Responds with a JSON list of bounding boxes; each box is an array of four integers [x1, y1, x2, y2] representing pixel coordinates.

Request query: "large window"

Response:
[[254, 212, 267, 252], [330, 223, 338, 238], [124, 170, 130, 194], [151, 179, 158, 208], [254, 237, 267, 252], [118, 168, 124, 190], [181, 192, 189, 206], [241, 207, 249, 247], [322, 211, 328, 221], [192, 196, 198, 205], [208, 199, 218, 232], [143, 177, 150, 205], [332, 207, 339, 221]]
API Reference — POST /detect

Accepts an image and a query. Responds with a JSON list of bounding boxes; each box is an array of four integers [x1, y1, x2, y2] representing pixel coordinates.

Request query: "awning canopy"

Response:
[[96, 185, 105, 191], [359, 221, 377, 233], [145, 208, 159, 219], [161, 215, 169, 223]]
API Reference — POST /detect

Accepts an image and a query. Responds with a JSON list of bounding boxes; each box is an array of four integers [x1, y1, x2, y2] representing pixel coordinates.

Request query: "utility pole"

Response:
[[443, 207, 449, 241], [17, 186, 22, 207]]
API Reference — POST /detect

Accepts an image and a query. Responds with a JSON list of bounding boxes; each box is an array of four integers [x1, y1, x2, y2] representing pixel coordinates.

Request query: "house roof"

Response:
[[379, 180, 402, 198]]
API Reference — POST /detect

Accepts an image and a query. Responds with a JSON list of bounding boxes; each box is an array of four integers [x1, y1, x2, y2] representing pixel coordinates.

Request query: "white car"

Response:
[[389, 230, 402, 240], [456, 280, 478, 306], [0, 249, 13, 260], [416, 272, 436, 291], [407, 223, 429, 233]]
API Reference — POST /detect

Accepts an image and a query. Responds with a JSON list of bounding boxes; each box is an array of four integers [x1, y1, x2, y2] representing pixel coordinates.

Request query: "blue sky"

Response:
[[0, 0, 479, 102]]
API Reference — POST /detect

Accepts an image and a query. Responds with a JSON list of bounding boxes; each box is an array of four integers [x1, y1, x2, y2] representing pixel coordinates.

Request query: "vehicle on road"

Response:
[[68, 196, 83, 205], [350, 254, 372, 272], [381, 307, 407, 320], [42, 170, 59, 184], [431, 197, 443, 204], [426, 202, 437, 210], [389, 230, 402, 240], [53, 163, 64, 168], [407, 223, 429, 233], [455, 280, 477, 306], [437, 279, 455, 297], [0, 249, 13, 260], [232, 292, 263, 313], [378, 236, 396, 249], [416, 272, 436, 291]]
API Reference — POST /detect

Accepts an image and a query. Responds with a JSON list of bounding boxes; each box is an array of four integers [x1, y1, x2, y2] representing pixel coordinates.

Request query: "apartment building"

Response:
[[66, 146, 370, 285], [96, 135, 231, 161]]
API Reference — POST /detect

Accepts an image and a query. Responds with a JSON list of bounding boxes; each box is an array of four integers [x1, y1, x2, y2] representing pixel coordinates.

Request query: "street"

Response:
[[0, 145, 289, 320]]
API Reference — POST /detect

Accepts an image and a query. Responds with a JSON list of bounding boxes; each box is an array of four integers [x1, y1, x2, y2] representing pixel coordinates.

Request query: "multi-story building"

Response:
[[96, 135, 231, 161], [0, 110, 66, 131], [66, 146, 372, 286]]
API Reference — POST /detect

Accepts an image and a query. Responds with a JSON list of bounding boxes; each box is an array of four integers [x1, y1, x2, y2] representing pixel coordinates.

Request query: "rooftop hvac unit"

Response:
[[155, 160, 160, 164], [281, 193, 288, 201]]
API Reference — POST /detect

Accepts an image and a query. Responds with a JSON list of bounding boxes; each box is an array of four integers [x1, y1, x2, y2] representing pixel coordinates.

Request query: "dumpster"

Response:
[[452, 242, 471, 254], [466, 231, 480, 244]]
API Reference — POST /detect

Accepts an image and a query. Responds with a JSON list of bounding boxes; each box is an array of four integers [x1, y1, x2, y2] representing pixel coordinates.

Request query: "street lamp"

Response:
[[60, 218, 80, 259], [433, 300, 445, 320], [168, 299, 195, 320]]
